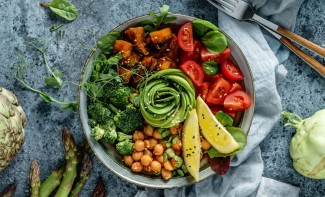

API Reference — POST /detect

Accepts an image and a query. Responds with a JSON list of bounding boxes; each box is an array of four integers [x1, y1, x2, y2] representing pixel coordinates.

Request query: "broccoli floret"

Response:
[[117, 132, 132, 142], [103, 85, 134, 110], [108, 104, 143, 134], [87, 102, 111, 124], [88, 119, 97, 127], [91, 125, 105, 140], [116, 140, 134, 155], [91, 119, 117, 144]]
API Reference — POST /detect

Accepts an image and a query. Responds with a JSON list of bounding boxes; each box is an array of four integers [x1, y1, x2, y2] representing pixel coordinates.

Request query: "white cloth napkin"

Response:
[[136, 0, 304, 196]]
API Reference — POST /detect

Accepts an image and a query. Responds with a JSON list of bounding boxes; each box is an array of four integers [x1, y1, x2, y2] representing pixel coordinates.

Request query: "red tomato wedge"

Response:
[[205, 77, 231, 105], [224, 90, 251, 111], [221, 59, 244, 81], [229, 81, 243, 93], [204, 72, 223, 82], [201, 47, 231, 63], [180, 40, 202, 64], [178, 22, 194, 52], [180, 61, 204, 87], [198, 82, 210, 102]]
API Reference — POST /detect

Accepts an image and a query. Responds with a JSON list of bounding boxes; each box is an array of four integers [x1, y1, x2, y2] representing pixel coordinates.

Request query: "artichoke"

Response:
[[0, 87, 26, 172]]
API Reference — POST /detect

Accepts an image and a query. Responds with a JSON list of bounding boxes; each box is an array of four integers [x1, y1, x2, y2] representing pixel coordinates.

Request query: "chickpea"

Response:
[[163, 160, 174, 171], [133, 130, 145, 141], [143, 165, 151, 172], [161, 168, 172, 180], [170, 124, 183, 135], [159, 140, 167, 149], [153, 130, 162, 140], [123, 155, 134, 166], [144, 125, 154, 136], [156, 155, 164, 164], [144, 149, 153, 157], [144, 140, 150, 149], [150, 161, 162, 173], [131, 162, 143, 173], [171, 139, 182, 151], [153, 144, 164, 156], [140, 155, 153, 166], [134, 140, 145, 152], [201, 139, 211, 150], [148, 138, 158, 149], [170, 157, 178, 168], [132, 151, 143, 161]]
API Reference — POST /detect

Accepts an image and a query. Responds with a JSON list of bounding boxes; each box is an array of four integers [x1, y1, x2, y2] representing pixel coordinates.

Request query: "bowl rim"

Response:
[[78, 13, 255, 188]]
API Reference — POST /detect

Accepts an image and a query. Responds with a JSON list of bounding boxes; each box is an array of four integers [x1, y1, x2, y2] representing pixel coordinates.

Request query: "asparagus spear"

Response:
[[30, 160, 41, 197], [39, 140, 91, 197], [55, 128, 78, 197], [92, 178, 106, 197], [69, 153, 93, 197], [39, 165, 64, 197], [0, 181, 17, 197]]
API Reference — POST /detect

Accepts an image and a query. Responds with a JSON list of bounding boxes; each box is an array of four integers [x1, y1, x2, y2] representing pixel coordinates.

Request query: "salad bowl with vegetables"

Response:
[[78, 6, 255, 188]]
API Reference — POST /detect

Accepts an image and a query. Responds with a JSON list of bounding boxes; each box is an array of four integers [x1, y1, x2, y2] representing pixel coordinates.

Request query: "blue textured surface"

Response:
[[0, 0, 324, 196]]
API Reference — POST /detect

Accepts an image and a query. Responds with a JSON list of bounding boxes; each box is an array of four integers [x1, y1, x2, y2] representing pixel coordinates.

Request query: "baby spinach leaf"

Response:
[[47, 0, 78, 21], [97, 31, 120, 53], [192, 19, 219, 38], [215, 111, 233, 126], [206, 126, 247, 158], [202, 61, 219, 76], [201, 30, 228, 53]]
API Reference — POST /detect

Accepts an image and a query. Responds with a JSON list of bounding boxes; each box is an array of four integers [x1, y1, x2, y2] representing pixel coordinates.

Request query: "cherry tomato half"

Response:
[[180, 40, 202, 64], [221, 59, 244, 81], [201, 47, 231, 63], [224, 90, 251, 111], [206, 77, 231, 105], [198, 82, 210, 102], [180, 61, 204, 87], [178, 22, 194, 52]]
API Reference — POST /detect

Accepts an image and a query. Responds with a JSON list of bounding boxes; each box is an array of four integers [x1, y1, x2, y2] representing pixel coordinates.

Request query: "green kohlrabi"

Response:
[[281, 109, 325, 179]]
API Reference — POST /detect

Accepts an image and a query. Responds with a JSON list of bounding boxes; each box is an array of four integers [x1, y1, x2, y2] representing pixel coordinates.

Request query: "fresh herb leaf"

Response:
[[14, 60, 77, 111], [25, 40, 64, 89], [45, 69, 64, 89], [41, 0, 78, 21], [206, 127, 247, 158], [215, 111, 233, 126], [137, 5, 176, 32], [97, 31, 120, 53], [202, 61, 219, 76], [49, 23, 63, 32], [201, 30, 228, 53], [192, 19, 219, 38]]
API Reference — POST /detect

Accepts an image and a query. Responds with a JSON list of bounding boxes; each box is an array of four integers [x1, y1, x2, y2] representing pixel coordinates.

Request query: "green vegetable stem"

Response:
[[40, 0, 78, 21], [39, 166, 65, 197], [55, 129, 78, 197], [281, 110, 325, 179], [30, 160, 41, 197]]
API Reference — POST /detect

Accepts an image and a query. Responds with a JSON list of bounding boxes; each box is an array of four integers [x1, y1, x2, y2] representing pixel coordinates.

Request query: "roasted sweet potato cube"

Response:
[[149, 28, 173, 44], [121, 52, 141, 67], [113, 40, 133, 58], [140, 56, 157, 73], [161, 34, 180, 62], [125, 27, 149, 55], [117, 67, 133, 84], [156, 57, 177, 70]]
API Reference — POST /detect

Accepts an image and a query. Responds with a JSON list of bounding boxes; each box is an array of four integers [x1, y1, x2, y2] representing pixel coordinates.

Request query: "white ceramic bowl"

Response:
[[78, 14, 255, 189]]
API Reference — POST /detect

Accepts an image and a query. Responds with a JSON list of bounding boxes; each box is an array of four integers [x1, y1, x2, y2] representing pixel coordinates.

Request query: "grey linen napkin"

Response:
[[136, 0, 303, 196]]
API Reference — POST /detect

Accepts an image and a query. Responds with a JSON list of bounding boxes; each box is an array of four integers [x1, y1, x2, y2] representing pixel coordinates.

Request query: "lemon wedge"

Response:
[[182, 109, 201, 182], [196, 96, 239, 154]]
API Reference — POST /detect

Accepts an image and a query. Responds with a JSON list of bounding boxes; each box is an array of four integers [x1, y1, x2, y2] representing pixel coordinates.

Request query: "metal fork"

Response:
[[207, 0, 325, 77]]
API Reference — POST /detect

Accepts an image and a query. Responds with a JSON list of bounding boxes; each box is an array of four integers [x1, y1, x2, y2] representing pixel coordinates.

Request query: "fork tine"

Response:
[[207, 0, 234, 14], [215, 0, 236, 9]]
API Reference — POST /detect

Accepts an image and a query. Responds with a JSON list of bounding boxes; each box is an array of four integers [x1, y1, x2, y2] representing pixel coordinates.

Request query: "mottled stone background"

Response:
[[0, 0, 324, 196]]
